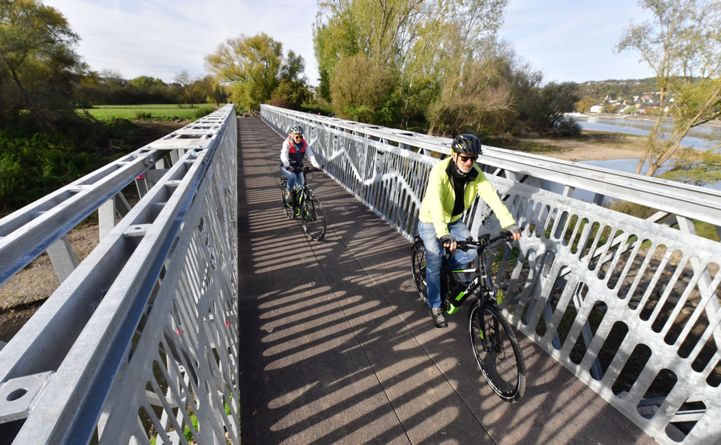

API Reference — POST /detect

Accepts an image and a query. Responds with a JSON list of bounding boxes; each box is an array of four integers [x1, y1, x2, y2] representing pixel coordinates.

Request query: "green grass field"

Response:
[[78, 104, 218, 121]]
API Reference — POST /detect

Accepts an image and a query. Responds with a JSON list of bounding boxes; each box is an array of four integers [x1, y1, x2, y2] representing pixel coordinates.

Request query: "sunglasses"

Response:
[[293, 134, 303, 140], [458, 154, 477, 163]]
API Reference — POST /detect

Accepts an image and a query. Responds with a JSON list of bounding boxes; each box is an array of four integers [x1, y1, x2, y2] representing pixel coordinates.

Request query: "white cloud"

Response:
[[44, 0, 657, 87], [44, 0, 320, 83]]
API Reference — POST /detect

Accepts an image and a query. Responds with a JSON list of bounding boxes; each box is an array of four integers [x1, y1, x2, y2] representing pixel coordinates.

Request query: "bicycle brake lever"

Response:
[[479, 234, 490, 247]]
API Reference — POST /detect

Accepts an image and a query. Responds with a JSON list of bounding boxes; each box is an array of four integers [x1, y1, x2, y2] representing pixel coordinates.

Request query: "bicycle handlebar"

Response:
[[280, 164, 323, 174], [453, 230, 518, 252]]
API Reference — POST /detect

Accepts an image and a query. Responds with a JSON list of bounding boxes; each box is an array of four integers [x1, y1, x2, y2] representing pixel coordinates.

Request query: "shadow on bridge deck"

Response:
[[237, 117, 654, 445]]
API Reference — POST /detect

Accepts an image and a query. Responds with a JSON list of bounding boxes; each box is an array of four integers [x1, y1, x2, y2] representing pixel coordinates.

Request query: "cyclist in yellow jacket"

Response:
[[418, 134, 521, 328]]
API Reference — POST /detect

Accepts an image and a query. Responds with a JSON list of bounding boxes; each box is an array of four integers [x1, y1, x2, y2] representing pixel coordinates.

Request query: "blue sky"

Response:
[[44, 0, 655, 85], [499, 0, 655, 83]]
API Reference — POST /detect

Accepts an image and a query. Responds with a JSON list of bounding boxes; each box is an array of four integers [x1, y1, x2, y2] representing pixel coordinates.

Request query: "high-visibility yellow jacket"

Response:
[[419, 157, 516, 238]]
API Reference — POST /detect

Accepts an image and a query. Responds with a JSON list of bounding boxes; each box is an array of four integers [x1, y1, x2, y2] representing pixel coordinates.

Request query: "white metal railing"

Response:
[[0, 105, 238, 444], [262, 104, 721, 445]]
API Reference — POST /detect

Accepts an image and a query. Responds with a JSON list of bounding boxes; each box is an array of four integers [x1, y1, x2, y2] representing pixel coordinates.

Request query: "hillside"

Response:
[[576, 78, 658, 101]]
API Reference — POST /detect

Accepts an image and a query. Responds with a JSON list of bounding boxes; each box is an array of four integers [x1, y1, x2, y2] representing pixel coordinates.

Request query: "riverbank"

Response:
[[570, 112, 721, 129], [496, 130, 647, 162]]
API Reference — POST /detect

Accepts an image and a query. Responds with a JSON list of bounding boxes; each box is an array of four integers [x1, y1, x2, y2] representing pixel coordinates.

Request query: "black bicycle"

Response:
[[280, 167, 327, 241], [411, 232, 526, 401]]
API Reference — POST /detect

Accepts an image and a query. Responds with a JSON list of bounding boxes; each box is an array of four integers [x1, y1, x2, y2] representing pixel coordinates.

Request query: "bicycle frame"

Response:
[[295, 184, 311, 210], [282, 169, 315, 208], [443, 235, 507, 315], [280, 167, 327, 241]]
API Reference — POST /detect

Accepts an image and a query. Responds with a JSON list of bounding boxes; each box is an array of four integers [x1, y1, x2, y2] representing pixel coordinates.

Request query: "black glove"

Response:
[[286, 165, 295, 173], [478, 234, 490, 247], [503, 224, 521, 239], [439, 235, 453, 246]]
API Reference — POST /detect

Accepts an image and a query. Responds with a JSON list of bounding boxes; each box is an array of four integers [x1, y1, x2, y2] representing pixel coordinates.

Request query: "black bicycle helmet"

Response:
[[289, 124, 304, 135], [451, 134, 482, 156]]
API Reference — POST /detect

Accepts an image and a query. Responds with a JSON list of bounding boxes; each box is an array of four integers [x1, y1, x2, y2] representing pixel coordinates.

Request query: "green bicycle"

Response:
[[280, 167, 327, 241], [411, 232, 526, 401]]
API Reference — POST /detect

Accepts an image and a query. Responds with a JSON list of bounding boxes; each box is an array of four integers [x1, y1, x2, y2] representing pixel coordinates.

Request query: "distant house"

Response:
[[589, 105, 603, 114]]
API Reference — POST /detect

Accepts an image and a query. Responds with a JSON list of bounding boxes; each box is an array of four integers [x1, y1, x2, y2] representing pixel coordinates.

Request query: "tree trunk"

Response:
[[637, 114, 665, 175], [5, 64, 53, 130]]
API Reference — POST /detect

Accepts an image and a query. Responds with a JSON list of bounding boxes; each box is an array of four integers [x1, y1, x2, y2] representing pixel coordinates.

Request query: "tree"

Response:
[[270, 50, 311, 109], [617, 0, 721, 176], [174, 71, 195, 106], [205, 34, 311, 111], [427, 55, 513, 135], [330, 53, 399, 124], [208, 80, 229, 106], [575, 96, 596, 113], [76, 72, 183, 105], [313, 0, 509, 130], [0, 0, 85, 126], [205, 33, 282, 111], [539, 82, 580, 129], [174, 71, 216, 107], [602, 102, 621, 114], [128, 75, 175, 104], [128, 75, 165, 90], [190, 75, 223, 106]]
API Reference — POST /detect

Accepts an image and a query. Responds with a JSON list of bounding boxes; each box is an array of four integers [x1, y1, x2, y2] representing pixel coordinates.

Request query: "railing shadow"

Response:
[[237, 117, 655, 445]]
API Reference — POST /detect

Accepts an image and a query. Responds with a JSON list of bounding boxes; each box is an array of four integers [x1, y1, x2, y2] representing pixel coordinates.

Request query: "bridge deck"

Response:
[[237, 117, 654, 445]]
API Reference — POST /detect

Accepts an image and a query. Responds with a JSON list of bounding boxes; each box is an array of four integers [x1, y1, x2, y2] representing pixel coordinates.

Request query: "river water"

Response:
[[568, 115, 721, 191], [572, 114, 721, 151]]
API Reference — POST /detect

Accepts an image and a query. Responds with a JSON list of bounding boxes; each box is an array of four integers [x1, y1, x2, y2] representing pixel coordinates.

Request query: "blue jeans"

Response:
[[281, 167, 304, 193], [418, 220, 478, 309]]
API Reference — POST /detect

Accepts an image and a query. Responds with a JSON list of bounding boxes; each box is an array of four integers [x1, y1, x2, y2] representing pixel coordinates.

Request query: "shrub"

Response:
[[552, 118, 582, 136], [192, 107, 214, 119], [134, 111, 153, 120], [301, 99, 333, 116], [0, 152, 22, 203], [330, 54, 399, 125], [0, 129, 107, 211]]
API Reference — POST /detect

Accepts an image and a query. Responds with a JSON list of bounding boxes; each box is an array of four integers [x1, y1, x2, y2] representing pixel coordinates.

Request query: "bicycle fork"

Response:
[[473, 303, 506, 357]]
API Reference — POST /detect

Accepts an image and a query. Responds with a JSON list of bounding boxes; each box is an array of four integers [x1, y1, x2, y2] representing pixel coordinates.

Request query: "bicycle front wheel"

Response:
[[468, 302, 526, 402], [301, 195, 327, 241], [411, 238, 427, 302], [280, 180, 293, 219]]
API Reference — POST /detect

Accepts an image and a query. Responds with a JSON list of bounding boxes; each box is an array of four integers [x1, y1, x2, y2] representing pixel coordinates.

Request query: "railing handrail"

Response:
[[0, 105, 239, 444], [262, 104, 721, 227]]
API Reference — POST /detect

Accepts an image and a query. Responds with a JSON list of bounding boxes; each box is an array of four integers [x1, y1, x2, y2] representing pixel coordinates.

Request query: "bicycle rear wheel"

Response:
[[280, 179, 293, 219], [468, 301, 526, 401], [411, 238, 427, 302], [301, 195, 327, 240]]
